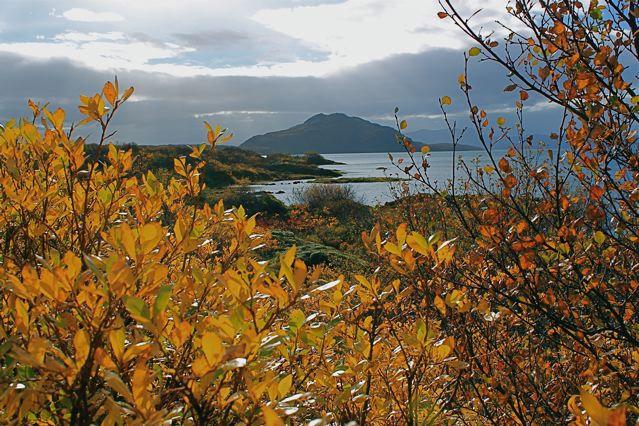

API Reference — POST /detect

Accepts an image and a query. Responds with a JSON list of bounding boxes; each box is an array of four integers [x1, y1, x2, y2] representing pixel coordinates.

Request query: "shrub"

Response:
[[0, 80, 461, 425], [291, 184, 369, 219], [383, 0, 639, 423], [215, 187, 289, 220]]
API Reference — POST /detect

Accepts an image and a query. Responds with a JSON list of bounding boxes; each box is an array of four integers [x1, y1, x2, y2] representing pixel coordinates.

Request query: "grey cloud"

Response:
[[0, 49, 560, 147], [171, 30, 253, 48], [169, 27, 330, 64]]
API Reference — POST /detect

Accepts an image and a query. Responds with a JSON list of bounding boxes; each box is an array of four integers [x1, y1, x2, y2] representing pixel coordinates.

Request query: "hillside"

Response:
[[84, 144, 340, 188], [240, 113, 477, 154]]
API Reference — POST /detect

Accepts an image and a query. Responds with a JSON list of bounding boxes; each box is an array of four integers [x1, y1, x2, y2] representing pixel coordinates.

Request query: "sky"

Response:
[[0, 0, 560, 145]]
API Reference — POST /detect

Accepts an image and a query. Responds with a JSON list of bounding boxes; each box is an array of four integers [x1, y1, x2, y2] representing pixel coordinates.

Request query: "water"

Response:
[[248, 150, 506, 205]]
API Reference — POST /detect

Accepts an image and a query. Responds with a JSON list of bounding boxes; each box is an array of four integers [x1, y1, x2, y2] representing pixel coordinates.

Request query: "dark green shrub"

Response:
[[215, 188, 289, 219]]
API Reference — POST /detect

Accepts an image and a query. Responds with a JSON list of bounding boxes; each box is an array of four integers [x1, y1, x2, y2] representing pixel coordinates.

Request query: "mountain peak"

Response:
[[304, 112, 349, 124], [239, 113, 478, 154], [241, 113, 400, 154]]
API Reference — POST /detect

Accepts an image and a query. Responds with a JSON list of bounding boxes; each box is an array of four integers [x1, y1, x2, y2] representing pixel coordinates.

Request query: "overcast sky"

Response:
[[0, 0, 559, 145]]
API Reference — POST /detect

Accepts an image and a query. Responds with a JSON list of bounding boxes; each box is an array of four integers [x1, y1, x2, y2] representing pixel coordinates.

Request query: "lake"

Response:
[[249, 150, 506, 205]]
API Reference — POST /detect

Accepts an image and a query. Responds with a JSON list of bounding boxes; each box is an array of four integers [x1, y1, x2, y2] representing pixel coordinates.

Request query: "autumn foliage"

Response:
[[0, 80, 462, 425], [1, 0, 639, 425]]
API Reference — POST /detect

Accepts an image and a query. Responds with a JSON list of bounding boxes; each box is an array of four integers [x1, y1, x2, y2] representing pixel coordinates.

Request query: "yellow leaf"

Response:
[[469, 47, 481, 56], [74, 329, 90, 368], [384, 242, 402, 256], [406, 232, 432, 257], [201, 331, 223, 367], [434, 295, 447, 315], [292, 258, 307, 292], [109, 328, 125, 363], [119, 223, 137, 261], [52, 108, 65, 130], [192, 356, 211, 377], [497, 117, 506, 126], [400, 120, 408, 130], [103, 81, 117, 106], [421, 145, 431, 154], [95, 348, 117, 370], [431, 341, 451, 361], [262, 406, 284, 426], [14, 298, 29, 332], [105, 372, 134, 404], [171, 321, 192, 348], [278, 374, 293, 397], [441, 95, 452, 105], [131, 364, 154, 416], [139, 222, 164, 254], [173, 157, 188, 177], [219, 133, 234, 144], [122, 86, 134, 102], [396, 223, 407, 246], [580, 389, 610, 426], [283, 245, 296, 267]]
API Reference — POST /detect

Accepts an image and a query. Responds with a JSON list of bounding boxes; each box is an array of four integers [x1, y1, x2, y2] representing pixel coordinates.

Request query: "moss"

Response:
[[268, 230, 368, 273]]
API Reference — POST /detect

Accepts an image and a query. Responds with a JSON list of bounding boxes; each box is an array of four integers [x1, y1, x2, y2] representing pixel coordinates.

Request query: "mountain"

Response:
[[240, 113, 477, 154], [407, 128, 551, 149], [406, 129, 456, 144]]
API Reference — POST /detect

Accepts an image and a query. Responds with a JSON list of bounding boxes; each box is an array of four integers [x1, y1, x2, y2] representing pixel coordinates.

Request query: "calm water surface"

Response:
[[249, 150, 506, 205]]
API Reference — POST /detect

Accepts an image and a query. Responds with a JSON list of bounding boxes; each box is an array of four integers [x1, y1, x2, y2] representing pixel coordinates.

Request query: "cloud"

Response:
[[53, 32, 126, 43], [251, 0, 463, 74], [0, 32, 195, 76], [194, 111, 283, 118], [171, 30, 253, 48], [61, 8, 125, 23], [0, 46, 560, 149], [0, 0, 515, 78]]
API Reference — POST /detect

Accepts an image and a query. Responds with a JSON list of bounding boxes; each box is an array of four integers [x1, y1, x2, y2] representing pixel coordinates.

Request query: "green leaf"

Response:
[[469, 47, 481, 57], [123, 296, 150, 320], [153, 285, 172, 318], [289, 309, 306, 330], [416, 319, 426, 343]]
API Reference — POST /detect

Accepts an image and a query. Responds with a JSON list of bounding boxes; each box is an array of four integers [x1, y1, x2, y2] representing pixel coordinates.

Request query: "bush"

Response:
[[302, 152, 333, 165], [214, 187, 289, 220], [291, 184, 369, 219], [0, 80, 462, 425]]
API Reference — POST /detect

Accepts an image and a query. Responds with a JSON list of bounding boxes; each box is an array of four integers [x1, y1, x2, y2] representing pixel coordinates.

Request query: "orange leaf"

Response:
[[103, 81, 117, 106]]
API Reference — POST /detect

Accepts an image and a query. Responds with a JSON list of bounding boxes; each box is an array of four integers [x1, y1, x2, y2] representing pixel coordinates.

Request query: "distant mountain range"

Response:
[[239, 113, 479, 154], [406, 128, 551, 149]]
